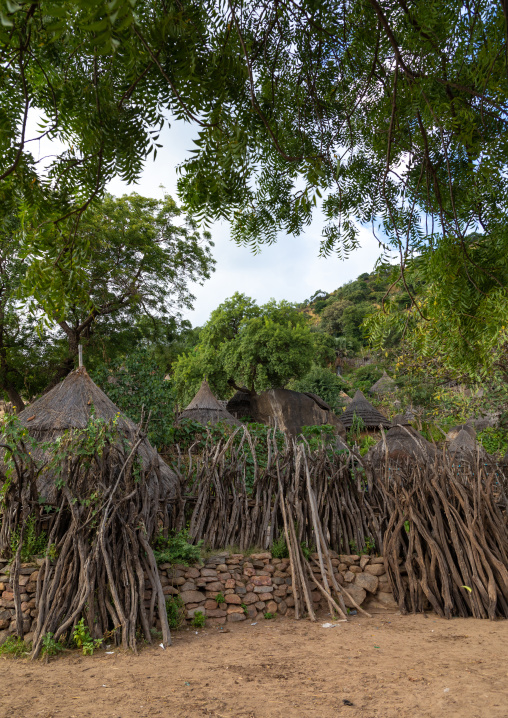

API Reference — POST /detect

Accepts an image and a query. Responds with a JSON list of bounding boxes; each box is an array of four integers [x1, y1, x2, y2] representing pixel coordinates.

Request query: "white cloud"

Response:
[[107, 118, 387, 325]]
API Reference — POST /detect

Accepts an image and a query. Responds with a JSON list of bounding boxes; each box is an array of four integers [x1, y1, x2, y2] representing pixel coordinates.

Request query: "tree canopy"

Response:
[[172, 293, 334, 405], [1, 0, 507, 374]]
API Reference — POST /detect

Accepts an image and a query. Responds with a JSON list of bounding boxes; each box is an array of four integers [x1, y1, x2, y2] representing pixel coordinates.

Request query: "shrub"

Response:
[[166, 596, 186, 630], [153, 529, 203, 566], [271, 535, 289, 559], [191, 611, 206, 628], [41, 633, 63, 659], [9, 514, 47, 562]]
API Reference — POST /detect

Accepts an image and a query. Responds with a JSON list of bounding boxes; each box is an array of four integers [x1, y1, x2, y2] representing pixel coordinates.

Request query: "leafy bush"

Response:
[[10, 514, 48, 562], [478, 427, 508, 455], [300, 424, 341, 452], [271, 535, 289, 559], [166, 596, 186, 630], [153, 529, 203, 566], [191, 611, 206, 628], [290, 365, 348, 412], [264, 612, 276, 619]]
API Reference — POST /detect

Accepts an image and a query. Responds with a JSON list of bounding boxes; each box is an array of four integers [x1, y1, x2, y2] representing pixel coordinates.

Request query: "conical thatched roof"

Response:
[[339, 391, 353, 405], [178, 380, 240, 426], [12, 367, 178, 503], [340, 390, 391, 429], [446, 423, 476, 443], [448, 428, 490, 466], [366, 423, 437, 465], [369, 370, 397, 395]]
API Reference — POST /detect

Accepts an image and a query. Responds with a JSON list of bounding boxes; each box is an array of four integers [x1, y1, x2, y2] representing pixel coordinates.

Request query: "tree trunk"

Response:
[[5, 386, 24, 413]]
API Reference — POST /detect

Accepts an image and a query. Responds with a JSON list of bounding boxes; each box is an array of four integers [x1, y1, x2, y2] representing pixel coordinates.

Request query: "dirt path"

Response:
[[1, 612, 507, 718]]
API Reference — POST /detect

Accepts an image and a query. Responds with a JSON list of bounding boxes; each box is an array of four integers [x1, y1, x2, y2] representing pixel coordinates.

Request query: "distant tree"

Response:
[[172, 293, 330, 405]]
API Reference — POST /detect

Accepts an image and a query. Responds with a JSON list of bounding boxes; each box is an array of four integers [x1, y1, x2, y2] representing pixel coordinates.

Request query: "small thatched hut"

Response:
[[366, 420, 437, 466], [178, 380, 241, 426], [369, 370, 398, 396], [448, 428, 491, 467], [12, 367, 178, 504], [340, 390, 391, 430], [446, 423, 476, 443]]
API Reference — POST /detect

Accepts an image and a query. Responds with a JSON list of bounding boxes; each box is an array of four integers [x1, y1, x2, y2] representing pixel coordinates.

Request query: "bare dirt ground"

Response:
[[1, 611, 507, 718]]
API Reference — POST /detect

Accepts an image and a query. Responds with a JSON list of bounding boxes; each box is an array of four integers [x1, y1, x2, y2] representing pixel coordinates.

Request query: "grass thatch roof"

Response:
[[366, 423, 437, 465], [13, 367, 178, 503], [340, 390, 391, 429], [448, 428, 490, 466], [179, 380, 241, 427], [369, 370, 397, 395]]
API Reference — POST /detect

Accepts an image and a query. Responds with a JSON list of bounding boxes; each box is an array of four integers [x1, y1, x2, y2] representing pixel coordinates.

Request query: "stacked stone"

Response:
[[157, 551, 395, 625], [0, 558, 39, 643]]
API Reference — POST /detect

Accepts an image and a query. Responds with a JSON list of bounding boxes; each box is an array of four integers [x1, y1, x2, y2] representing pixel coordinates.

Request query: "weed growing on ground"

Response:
[[73, 618, 103, 655], [271, 535, 289, 559], [41, 633, 63, 659], [264, 612, 275, 619], [0, 636, 30, 657]]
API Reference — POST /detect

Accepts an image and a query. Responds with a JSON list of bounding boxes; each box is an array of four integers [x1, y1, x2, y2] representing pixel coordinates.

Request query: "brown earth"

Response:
[[1, 611, 507, 718]]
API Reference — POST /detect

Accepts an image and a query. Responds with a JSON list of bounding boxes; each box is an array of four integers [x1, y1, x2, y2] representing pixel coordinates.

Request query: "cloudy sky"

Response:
[[106, 118, 383, 326]]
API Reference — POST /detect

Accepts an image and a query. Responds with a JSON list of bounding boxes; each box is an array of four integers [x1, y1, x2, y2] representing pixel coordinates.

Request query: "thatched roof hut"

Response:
[[12, 367, 178, 504], [178, 380, 241, 426], [340, 390, 391, 430], [446, 423, 476, 443], [366, 421, 437, 466], [339, 391, 353, 405], [369, 370, 398, 396], [227, 390, 253, 421]]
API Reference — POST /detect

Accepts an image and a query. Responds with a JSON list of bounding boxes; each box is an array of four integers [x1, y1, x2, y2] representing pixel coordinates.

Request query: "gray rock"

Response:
[[354, 572, 379, 594], [342, 584, 366, 608], [364, 564, 386, 576], [253, 586, 274, 593], [179, 590, 206, 604], [186, 607, 206, 619]]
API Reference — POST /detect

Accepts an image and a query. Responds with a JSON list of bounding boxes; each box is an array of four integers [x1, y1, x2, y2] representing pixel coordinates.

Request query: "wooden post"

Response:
[[78, 344, 83, 367]]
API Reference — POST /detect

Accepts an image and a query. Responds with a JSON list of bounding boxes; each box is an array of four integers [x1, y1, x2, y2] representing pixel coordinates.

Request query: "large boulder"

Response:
[[228, 388, 346, 438]]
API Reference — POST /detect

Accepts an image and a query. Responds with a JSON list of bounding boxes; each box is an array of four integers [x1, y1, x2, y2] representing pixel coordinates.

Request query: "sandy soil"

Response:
[[1, 611, 507, 718]]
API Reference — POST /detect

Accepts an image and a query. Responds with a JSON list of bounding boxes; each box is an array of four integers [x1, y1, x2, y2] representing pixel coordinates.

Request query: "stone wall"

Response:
[[158, 551, 396, 625], [0, 552, 397, 642]]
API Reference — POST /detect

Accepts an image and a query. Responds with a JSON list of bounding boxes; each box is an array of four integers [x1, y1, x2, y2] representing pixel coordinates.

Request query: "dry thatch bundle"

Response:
[[340, 390, 391, 430], [14, 367, 178, 504], [0, 368, 179, 656], [366, 423, 437, 466], [369, 370, 397, 395], [178, 380, 240, 426]]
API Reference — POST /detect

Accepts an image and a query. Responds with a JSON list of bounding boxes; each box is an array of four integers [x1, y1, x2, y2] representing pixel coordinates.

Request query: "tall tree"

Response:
[[34, 192, 214, 386]]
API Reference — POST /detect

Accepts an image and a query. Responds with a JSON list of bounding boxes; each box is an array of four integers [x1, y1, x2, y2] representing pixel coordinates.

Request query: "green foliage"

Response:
[[9, 515, 48, 562], [349, 537, 376, 555], [191, 611, 206, 628], [264, 612, 276, 620], [290, 366, 348, 413], [270, 535, 289, 559], [215, 592, 226, 605], [172, 294, 322, 404], [73, 618, 103, 656], [165, 596, 186, 630], [40, 633, 63, 660], [153, 529, 203, 567], [357, 435, 377, 457], [241, 603, 248, 616], [300, 424, 342, 453], [92, 349, 175, 449], [347, 413, 366, 441], [477, 428, 508, 456], [347, 365, 383, 394], [0, 637, 30, 658]]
